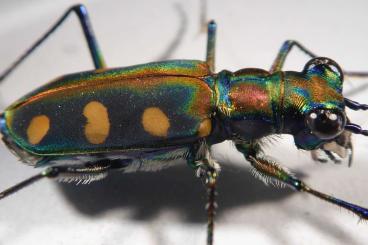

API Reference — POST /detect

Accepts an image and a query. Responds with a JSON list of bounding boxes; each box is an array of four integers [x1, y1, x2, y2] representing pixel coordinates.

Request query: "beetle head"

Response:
[[284, 57, 347, 150]]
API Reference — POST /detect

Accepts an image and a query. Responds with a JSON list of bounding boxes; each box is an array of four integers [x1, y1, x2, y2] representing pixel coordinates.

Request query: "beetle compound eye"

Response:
[[306, 109, 346, 139]]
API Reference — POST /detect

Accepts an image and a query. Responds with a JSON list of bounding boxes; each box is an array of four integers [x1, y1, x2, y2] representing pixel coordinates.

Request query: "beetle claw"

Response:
[[311, 149, 328, 163]]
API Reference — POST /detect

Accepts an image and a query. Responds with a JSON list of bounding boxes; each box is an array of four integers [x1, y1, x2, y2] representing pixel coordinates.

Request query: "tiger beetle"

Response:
[[1, 4, 368, 245]]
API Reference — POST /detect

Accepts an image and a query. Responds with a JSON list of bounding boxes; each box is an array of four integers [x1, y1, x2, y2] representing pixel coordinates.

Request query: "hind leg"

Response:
[[0, 160, 126, 200]]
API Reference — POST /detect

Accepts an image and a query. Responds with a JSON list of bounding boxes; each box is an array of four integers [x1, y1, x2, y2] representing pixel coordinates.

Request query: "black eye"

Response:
[[306, 109, 346, 139]]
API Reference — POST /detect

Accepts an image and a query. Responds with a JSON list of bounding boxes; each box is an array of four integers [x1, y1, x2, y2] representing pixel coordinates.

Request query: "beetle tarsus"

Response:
[[196, 159, 219, 245], [189, 142, 220, 245], [206, 179, 217, 245]]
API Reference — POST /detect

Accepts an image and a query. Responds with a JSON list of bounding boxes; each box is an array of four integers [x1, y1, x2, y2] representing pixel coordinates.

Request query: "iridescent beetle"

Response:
[[1, 5, 368, 245]]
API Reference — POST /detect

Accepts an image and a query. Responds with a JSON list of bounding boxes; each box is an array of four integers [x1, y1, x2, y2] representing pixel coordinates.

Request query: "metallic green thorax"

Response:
[[208, 69, 283, 139], [211, 62, 344, 148]]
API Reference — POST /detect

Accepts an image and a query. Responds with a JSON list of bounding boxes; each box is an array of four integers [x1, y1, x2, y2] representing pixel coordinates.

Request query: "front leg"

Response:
[[311, 130, 353, 166], [235, 140, 368, 220]]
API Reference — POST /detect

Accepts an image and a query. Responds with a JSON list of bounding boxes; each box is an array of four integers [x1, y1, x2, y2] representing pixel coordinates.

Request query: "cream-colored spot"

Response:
[[27, 115, 50, 145], [198, 118, 212, 137], [83, 101, 110, 144], [142, 107, 170, 137]]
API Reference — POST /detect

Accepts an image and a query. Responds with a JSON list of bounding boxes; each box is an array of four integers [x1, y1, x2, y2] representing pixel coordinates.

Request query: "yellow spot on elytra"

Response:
[[83, 101, 110, 144], [198, 118, 212, 137], [27, 115, 50, 145], [142, 107, 170, 137]]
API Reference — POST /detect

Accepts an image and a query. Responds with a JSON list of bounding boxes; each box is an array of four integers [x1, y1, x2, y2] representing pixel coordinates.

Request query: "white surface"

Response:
[[1, 0, 368, 244]]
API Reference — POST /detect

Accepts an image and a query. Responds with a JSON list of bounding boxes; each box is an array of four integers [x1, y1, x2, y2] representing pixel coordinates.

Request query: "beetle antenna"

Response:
[[345, 123, 368, 136], [344, 98, 368, 111], [0, 167, 58, 200]]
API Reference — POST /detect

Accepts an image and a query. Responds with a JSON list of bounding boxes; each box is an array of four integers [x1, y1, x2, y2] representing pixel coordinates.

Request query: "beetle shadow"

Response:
[[155, 3, 188, 61], [58, 163, 293, 222], [58, 161, 361, 245]]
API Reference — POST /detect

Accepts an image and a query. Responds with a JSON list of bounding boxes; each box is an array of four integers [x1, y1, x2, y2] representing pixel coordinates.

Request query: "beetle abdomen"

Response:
[[2, 60, 214, 157]]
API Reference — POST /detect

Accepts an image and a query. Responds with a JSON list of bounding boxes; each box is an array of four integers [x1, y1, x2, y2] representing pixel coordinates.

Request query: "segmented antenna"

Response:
[[344, 98, 368, 111], [345, 123, 368, 136]]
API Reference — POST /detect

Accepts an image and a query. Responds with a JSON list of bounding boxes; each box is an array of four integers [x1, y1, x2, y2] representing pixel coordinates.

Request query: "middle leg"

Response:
[[206, 20, 217, 73], [187, 141, 220, 245]]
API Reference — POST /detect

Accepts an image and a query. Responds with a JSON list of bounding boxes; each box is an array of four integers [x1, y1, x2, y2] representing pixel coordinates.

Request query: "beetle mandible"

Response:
[[1, 4, 368, 245]]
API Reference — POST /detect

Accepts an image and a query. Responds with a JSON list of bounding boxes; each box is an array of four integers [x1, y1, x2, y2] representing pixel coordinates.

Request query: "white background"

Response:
[[0, 0, 368, 244]]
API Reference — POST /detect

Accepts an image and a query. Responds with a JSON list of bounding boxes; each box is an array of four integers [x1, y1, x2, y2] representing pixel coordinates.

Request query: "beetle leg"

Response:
[[270, 40, 368, 78], [194, 156, 220, 185], [0, 161, 114, 200], [188, 141, 220, 184], [270, 40, 317, 73], [235, 141, 368, 220], [195, 155, 218, 245], [0, 4, 105, 82], [187, 142, 219, 245], [206, 20, 217, 73]]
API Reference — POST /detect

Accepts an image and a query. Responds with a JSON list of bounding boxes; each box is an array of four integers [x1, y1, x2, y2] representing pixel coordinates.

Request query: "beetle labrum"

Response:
[[1, 4, 368, 245]]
